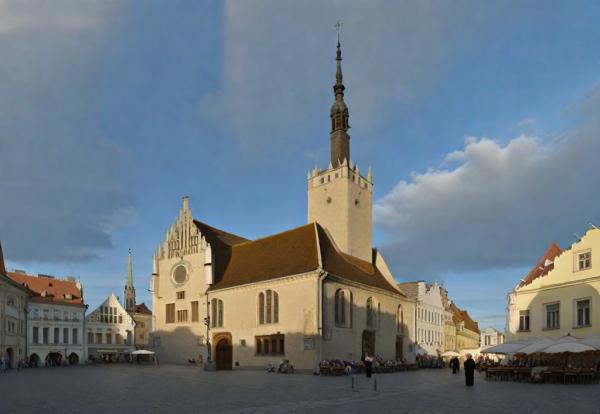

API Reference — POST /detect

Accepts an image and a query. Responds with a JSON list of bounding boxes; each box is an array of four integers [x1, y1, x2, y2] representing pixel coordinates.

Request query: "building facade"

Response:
[[0, 243, 28, 368], [398, 281, 450, 355], [86, 294, 135, 361], [450, 303, 480, 351], [151, 41, 416, 370], [7, 271, 86, 366], [480, 327, 505, 348], [507, 227, 600, 342]]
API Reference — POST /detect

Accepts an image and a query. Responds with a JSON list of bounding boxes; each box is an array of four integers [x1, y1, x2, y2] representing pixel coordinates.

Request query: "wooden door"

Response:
[[215, 338, 232, 370], [362, 330, 375, 358]]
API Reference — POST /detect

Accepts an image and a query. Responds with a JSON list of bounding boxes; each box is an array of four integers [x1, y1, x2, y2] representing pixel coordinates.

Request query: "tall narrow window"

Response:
[[72, 328, 78, 345], [335, 289, 352, 328], [397, 305, 404, 334], [519, 310, 530, 331], [576, 299, 591, 327], [266, 290, 272, 323], [33, 327, 39, 344], [54, 327, 60, 344], [258, 293, 265, 324], [545, 303, 560, 329], [366, 297, 378, 330], [63, 328, 69, 344], [165, 303, 175, 324], [211, 299, 224, 328], [88, 332, 94, 344], [258, 290, 279, 325], [191, 301, 199, 322]]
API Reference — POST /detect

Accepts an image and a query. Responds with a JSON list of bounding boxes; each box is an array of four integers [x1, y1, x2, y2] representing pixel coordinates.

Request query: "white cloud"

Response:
[[0, 0, 117, 33], [374, 93, 600, 277]]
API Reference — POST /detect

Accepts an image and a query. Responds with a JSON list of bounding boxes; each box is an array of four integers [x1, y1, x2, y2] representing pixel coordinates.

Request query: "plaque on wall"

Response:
[[303, 337, 315, 350]]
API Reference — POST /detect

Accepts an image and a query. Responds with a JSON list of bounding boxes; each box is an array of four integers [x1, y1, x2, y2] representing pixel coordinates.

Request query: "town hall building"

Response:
[[151, 41, 416, 371]]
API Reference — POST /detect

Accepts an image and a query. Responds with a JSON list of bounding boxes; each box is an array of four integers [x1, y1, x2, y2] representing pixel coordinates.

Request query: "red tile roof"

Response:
[[450, 302, 480, 334], [134, 302, 152, 315], [7, 272, 85, 307], [519, 242, 562, 287], [203, 222, 401, 294]]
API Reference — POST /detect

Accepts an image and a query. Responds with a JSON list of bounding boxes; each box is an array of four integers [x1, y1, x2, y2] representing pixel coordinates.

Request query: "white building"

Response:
[[86, 294, 135, 361], [398, 281, 451, 355], [480, 327, 505, 348], [7, 271, 86, 366]]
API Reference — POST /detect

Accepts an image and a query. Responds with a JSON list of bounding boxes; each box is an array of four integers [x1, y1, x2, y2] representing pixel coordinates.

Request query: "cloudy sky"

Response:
[[2, 1, 600, 330]]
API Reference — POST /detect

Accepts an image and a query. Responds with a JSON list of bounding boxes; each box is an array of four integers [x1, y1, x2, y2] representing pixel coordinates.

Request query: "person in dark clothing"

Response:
[[364, 354, 373, 378], [464, 354, 476, 386], [451, 356, 460, 374]]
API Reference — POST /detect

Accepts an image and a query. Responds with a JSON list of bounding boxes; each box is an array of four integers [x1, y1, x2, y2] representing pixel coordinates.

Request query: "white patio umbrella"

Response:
[[580, 335, 600, 350], [131, 350, 155, 355], [515, 339, 556, 355], [441, 351, 460, 357], [540, 342, 596, 354], [481, 342, 527, 354]]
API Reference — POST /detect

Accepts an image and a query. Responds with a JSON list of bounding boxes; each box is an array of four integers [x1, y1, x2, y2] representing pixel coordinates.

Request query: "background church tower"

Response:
[[124, 248, 136, 312], [307, 40, 373, 262]]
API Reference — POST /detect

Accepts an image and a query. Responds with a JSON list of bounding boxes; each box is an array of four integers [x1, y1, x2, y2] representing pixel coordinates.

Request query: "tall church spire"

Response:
[[330, 40, 350, 168], [124, 248, 136, 312]]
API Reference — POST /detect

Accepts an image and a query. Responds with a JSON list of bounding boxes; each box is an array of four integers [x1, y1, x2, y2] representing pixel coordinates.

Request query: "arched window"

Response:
[[258, 290, 278, 325], [366, 297, 379, 330], [397, 305, 404, 334], [211, 298, 224, 328], [335, 289, 352, 328], [7, 296, 15, 307]]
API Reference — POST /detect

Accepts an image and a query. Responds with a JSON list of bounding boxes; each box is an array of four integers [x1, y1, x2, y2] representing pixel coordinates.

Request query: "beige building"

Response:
[[86, 294, 135, 361], [480, 327, 505, 348], [440, 289, 457, 352], [131, 303, 152, 349], [450, 303, 480, 351], [151, 41, 416, 371], [0, 242, 28, 368], [507, 226, 600, 342]]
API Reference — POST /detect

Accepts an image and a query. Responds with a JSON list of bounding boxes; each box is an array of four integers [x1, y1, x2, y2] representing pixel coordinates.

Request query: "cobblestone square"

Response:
[[2, 365, 599, 414]]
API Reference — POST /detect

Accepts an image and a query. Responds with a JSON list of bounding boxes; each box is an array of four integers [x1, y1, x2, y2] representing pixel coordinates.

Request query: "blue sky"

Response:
[[2, 1, 600, 330]]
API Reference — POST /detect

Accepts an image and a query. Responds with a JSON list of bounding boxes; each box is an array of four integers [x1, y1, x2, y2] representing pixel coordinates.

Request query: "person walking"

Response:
[[451, 356, 460, 374], [364, 354, 373, 378], [464, 353, 476, 386]]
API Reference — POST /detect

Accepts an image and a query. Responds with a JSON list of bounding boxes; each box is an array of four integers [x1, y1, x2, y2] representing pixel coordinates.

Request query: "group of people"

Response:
[[450, 354, 476, 386], [0, 353, 11, 372]]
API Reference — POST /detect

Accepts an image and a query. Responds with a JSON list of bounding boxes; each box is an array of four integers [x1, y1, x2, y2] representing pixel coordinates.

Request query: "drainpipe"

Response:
[[316, 270, 327, 372]]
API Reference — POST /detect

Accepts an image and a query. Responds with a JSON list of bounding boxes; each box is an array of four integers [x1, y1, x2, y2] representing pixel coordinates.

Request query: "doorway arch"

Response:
[[29, 353, 41, 368], [6, 348, 14, 369], [68, 353, 79, 365], [214, 333, 232, 370], [362, 330, 375, 358]]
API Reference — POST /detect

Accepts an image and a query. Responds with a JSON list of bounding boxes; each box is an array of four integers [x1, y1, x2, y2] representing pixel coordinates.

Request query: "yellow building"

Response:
[[450, 303, 480, 351], [507, 226, 600, 341], [150, 41, 416, 371]]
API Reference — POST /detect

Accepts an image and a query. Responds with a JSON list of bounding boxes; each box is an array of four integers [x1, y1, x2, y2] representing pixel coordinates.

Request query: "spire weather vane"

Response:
[[334, 20, 343, 42]]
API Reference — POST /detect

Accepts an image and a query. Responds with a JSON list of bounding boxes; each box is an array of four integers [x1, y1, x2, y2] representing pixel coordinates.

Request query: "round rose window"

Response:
[[173, 265, 188, 284]]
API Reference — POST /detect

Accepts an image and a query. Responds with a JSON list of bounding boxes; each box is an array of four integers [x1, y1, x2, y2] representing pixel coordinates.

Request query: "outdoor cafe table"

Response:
[[542, 369, 597, 385], [486, 367, 531, 381]]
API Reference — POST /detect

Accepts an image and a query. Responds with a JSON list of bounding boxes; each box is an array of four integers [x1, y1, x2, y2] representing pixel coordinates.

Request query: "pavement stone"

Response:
[[1, 365, 599, 414]]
